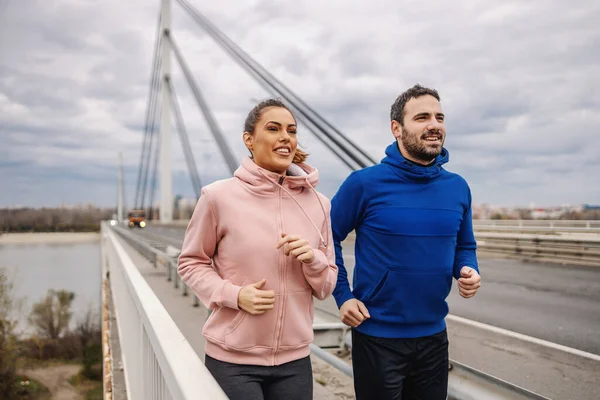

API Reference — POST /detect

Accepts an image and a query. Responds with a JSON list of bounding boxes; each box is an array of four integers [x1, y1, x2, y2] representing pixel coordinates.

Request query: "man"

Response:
[[331, 84, 481, 400]]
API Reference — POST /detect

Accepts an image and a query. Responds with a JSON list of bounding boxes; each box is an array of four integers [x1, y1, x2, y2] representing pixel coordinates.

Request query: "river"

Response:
[[0, 233, 101, 335]]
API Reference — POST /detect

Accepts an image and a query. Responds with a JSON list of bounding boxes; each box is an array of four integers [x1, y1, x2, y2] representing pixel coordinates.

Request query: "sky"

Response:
[[0, 0, 599, 209]]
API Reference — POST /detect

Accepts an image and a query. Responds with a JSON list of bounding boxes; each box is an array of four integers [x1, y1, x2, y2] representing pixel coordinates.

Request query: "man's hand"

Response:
[[238, 279, 276, 314], [277, 233, 315, 264], [340, 298, 370, 327], [458, 267, 481, 298]]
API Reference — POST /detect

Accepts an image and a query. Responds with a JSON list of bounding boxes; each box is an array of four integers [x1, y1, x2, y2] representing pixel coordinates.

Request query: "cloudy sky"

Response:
[[1, 0, 598, 209]]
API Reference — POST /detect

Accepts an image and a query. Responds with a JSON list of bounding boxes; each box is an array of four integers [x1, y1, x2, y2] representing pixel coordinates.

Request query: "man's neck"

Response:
[[397, 141, 435, 166]]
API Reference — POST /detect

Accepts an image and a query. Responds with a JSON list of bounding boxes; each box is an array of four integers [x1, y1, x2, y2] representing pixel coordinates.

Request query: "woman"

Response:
[[177, 98, 338, 400]]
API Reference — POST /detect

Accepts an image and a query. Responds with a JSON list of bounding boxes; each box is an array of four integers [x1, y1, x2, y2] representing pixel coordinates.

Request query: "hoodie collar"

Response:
[[233, 156, 329, 248], [234, 156, 320, 194], [381, 141, 449, 182]]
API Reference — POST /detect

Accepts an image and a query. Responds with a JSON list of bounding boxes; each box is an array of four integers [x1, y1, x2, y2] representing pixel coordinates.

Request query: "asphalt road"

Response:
[[145, 225, 600, 355]]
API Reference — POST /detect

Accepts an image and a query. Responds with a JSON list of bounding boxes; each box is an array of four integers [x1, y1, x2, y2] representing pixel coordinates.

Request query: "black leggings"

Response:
[[205, 355, 313, 400]]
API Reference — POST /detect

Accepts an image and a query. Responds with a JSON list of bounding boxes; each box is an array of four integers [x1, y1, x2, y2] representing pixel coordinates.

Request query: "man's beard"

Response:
[[401, 127, 444, 163]]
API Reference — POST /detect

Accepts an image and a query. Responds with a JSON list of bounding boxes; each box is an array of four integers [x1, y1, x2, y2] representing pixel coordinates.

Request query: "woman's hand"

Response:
[[237, 279, 275, 314], [276, 233, 315, 264]]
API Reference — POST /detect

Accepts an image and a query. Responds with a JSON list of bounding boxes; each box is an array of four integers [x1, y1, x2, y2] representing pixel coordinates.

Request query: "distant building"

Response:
[[175, 197, 198, 219], [583, 204, 600, 210], [470, 203, 594, 220]]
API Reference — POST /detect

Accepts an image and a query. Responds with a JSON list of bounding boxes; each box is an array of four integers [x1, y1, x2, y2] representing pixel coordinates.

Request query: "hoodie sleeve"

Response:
[[177, 188, 243, 310], [330, 171, 366, 309], [301, 199, 338, 300], [453, 186, 479, 280]]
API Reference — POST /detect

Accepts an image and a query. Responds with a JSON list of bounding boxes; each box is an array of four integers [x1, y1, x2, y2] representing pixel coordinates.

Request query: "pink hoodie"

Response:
[[177, 157, 338, 366]]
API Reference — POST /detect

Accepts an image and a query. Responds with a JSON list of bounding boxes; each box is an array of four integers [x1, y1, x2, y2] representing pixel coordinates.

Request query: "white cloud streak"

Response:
[[0, 0, 598, 207]]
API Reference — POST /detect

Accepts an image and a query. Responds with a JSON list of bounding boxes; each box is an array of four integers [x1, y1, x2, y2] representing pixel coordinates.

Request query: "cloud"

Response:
[[0, 0, 598, 208]]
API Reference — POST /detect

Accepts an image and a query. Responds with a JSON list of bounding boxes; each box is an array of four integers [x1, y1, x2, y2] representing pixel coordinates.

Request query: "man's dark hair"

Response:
[[390, 84, 440, 125]]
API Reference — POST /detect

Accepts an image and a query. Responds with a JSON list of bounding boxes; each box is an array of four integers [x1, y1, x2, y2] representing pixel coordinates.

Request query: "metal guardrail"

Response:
[[447, 361, 551, 400], [313, 331, 551, 400], [476, 232, 600, 267], [473, 219, 600, 234], [112, 224, 201, 306], [330, 331, 550, 400], [101, 222, 227, 399]]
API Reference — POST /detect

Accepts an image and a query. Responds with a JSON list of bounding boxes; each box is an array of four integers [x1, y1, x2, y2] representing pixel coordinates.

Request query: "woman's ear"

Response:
[[243, 131, 253, 151]]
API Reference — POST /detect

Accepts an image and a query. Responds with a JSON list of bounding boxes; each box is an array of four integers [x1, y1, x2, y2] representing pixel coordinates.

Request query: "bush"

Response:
[[81, 342, 102, 381], [85, 385, 104, 400], [28, 290, 75, 341], [13, 375, 51, 400], [19, 305, 101, 367]]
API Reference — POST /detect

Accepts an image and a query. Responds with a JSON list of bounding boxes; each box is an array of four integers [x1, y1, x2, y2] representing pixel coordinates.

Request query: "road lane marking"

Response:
[[447, 314, 600, 362]]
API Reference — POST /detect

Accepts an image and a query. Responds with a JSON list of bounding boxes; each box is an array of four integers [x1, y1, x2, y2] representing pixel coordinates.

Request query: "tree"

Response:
[[75, 308, 100, 348], [28, 289, 75, 340], [0, 268, 19, 399]]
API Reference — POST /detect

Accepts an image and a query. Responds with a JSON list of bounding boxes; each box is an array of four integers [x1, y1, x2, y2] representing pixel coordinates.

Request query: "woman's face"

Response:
[[244, 107, 297, 175]]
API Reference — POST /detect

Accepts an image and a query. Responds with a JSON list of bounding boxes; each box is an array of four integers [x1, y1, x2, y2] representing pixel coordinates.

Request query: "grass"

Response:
[[16, 356, 103, 399], [68, 366, 103, 400], [84, 385, 103, 400], [13, 375, 51, 400]]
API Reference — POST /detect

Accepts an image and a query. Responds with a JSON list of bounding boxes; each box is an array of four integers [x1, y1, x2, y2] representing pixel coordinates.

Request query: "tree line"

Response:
[[0, 206, 115, 233]]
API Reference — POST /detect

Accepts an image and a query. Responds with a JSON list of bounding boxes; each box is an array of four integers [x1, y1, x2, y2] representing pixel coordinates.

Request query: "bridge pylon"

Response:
[[159, 0, 173, 223]]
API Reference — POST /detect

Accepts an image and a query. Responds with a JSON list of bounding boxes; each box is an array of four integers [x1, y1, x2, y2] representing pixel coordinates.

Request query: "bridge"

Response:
[[100, 1, 600, 399]]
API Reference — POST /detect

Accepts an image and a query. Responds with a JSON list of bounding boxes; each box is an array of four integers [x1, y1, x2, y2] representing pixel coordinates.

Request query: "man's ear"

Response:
[[391, 120, 403, 139]]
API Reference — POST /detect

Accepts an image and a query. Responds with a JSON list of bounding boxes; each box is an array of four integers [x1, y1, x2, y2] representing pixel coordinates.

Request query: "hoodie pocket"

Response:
[[223, 306, 278, 350], [279, 289, 314, 349], [364, 268, 452, 325]]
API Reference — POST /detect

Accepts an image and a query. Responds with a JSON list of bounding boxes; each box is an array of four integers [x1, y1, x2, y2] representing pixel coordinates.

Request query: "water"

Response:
[[0, 238, 101, 335]]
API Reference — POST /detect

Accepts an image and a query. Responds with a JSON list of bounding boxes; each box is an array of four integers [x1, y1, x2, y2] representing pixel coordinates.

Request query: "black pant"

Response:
[[205, 355, 313, 400], [352, 329, 449, 400]]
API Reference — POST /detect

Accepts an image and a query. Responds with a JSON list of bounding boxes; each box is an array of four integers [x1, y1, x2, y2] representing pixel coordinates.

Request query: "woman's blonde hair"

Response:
[[244, 98, 309, 164], [293, 148, 308, 164]]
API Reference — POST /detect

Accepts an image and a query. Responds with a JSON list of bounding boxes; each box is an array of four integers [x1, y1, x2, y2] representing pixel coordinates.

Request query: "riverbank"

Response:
[[0, 232, 100, 245]]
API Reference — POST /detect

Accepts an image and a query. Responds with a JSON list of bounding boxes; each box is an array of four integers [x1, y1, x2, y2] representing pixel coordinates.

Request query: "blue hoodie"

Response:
[[331, 142, 479, 338]]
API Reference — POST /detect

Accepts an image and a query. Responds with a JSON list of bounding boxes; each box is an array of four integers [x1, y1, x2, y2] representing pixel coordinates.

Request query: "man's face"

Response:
[[391, 95, 446, 163]]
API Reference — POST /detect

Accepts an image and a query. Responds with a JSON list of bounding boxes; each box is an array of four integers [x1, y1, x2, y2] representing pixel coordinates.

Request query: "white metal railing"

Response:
[[101, 222, 228, 400], [476, 232, 600, 266]]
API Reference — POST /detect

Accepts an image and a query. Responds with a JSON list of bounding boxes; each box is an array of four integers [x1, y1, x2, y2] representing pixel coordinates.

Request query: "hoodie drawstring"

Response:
[[257, 169, 328, 249], [304, 178, 329, 249]]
